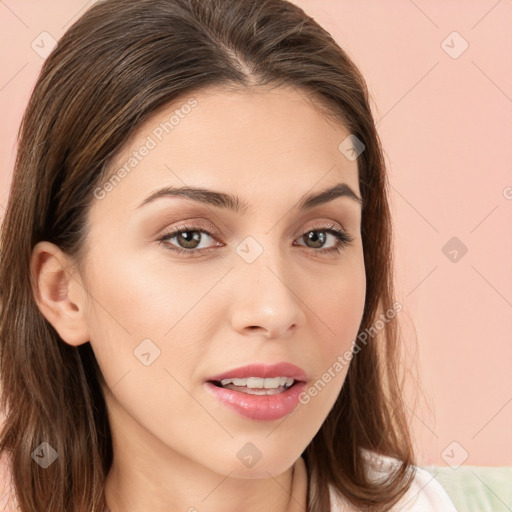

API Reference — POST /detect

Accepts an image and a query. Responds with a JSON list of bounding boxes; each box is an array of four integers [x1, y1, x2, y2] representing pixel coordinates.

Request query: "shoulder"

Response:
[[328, 449, 458, 511]]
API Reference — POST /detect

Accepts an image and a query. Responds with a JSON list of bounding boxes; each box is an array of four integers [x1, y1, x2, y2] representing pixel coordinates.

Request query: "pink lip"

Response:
[[204, 362, 308, 421], [207, 362, 307, 383], [204, 381, 307, 421]]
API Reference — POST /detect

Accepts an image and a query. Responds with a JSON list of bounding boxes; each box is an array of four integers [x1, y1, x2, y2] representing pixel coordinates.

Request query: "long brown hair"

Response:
[[0, 0, 418, 510]]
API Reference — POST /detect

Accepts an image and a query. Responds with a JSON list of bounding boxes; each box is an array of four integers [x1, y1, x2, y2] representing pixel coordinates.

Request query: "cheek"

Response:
[[292, 253, 366, 416], [308, 255, 366, 358], [83, 253, 218, 446], [84, 246, 227, 387]]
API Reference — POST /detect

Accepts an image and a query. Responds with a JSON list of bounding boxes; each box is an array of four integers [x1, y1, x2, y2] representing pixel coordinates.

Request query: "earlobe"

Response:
[[30, 241, 90, 347]]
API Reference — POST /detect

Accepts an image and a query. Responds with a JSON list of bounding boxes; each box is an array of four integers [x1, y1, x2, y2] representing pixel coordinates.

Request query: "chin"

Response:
[[212, 452, 297, 480]]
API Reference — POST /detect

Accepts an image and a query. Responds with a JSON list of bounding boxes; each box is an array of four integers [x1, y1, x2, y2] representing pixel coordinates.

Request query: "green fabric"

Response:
[[421, 465, 512, 512]]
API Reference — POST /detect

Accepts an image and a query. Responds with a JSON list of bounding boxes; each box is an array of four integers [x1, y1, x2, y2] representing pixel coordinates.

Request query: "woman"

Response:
[[0, 0, 458, 511]]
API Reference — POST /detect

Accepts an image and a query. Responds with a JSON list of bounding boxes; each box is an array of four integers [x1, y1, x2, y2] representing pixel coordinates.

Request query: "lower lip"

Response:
[[204, 381, 307, 421]]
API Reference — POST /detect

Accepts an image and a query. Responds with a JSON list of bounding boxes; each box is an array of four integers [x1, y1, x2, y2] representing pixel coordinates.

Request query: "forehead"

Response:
[[92, 84, 360, 219]]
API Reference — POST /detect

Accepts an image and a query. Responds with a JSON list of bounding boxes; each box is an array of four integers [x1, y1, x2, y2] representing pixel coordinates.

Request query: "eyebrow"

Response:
[[136, 182, 363, 214]]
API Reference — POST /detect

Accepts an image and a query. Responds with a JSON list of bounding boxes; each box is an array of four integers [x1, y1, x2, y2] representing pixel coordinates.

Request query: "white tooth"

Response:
[[218, 377, 295, 389], [263, 377, 282, 389], [278, 377, 287, 386], [246, 377, 264, 388]]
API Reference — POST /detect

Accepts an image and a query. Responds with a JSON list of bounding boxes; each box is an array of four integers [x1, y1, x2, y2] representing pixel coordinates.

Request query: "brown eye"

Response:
[[303, 230, 327, 249], [157, 225, 221, 257], [172, 230, 203, 249], [294, 227, 353, 254]]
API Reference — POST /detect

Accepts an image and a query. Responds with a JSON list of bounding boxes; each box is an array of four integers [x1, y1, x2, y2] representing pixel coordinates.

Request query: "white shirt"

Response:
[[328, 449, 458, 511]]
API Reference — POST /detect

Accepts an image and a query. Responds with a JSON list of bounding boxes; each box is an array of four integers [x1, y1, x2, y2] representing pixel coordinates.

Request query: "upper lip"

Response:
[[207, 362, 307, 383]]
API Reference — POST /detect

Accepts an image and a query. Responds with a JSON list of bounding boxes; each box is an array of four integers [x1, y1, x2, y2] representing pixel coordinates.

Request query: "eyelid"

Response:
[[157, 219, 219, 238], [301, 220, 343, 233], [157, 218, 347, 240]]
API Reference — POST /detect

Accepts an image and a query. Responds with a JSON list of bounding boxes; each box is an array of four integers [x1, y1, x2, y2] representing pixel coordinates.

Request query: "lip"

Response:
[[204, 380, 307, 421], [207, 362, 307, 383], [204, 362, 308, 421]]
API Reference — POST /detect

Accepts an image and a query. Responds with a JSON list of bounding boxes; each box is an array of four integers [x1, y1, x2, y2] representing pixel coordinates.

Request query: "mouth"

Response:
[[208, 376, 300, 395], [204, 363, 308, 421], [206, 362, 307, 396]]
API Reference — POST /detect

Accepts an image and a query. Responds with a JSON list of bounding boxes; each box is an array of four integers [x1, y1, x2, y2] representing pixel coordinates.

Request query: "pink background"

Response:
[[1, 0, 511, 466]]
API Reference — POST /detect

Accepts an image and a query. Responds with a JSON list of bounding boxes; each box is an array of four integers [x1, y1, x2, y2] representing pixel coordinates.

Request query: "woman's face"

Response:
[[80, 85, 366, 478]]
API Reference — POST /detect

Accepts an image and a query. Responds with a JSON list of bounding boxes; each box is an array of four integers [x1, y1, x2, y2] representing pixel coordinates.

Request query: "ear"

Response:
[[30, 241, 90, 347]]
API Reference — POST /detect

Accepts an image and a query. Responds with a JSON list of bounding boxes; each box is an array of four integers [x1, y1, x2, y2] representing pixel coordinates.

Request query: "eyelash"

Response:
[[156, 223, 354, 258]]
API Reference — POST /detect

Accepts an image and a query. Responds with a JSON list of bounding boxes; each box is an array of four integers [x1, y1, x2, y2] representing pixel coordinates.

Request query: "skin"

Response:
[[31, 84, 366, 512]]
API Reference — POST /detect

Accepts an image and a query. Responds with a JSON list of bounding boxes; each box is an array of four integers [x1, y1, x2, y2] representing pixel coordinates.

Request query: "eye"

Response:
[[293, 223, 354, 255], [156, 222, 354, 257], [156, 224, 221, 257]]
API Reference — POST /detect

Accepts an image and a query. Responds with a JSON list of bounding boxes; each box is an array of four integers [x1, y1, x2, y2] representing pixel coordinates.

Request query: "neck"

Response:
[[104, 455, 308, 512]]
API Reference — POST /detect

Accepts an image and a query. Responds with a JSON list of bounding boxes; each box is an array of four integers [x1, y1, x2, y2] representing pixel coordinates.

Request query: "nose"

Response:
[[229, 250, 307, 340]]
